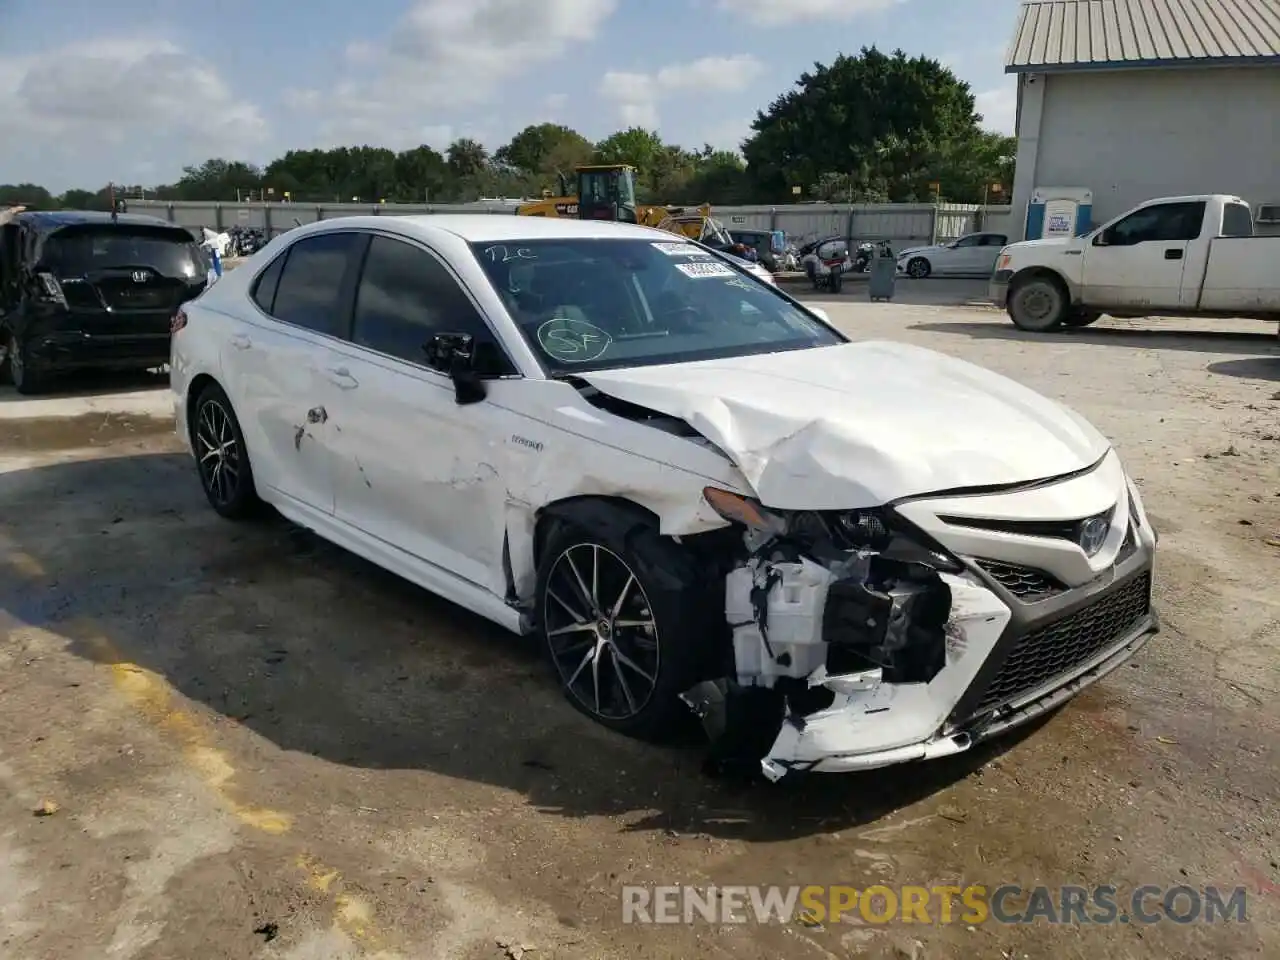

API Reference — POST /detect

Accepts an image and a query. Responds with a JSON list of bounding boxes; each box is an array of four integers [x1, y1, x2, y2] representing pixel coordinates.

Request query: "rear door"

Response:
[[222, 230, 367, 515], [39, 224, 206, 334], [1081, 201, 1205, 309]]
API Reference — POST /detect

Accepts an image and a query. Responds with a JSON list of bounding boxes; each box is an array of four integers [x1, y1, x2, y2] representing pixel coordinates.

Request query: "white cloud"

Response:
[[298, 0, 618, 150], [724, 0, 904, 26], [976, 82, 1018, 135], [600, 54, 763, 130], [0, 36, 265, 186]]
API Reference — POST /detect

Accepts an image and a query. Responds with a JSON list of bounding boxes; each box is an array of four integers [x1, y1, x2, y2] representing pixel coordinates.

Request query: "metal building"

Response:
[[1004, 0, 1280, 239]]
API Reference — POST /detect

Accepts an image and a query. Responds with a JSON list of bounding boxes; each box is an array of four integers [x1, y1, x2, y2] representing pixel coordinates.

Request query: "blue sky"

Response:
[[0, 0, 1022, 192]]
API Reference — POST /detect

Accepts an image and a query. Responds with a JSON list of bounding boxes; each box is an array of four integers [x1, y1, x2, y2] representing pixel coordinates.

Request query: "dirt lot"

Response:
[[1, 304, 1277, 960]]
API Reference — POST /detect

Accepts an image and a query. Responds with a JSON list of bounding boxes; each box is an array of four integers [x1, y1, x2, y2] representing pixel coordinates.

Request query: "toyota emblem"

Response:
[[1078, 515, 1110, 557]]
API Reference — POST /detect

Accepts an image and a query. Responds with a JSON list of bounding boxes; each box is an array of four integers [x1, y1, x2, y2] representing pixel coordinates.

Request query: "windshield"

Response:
[[470, 238, 843, 374], [40, 225, 202, 279]]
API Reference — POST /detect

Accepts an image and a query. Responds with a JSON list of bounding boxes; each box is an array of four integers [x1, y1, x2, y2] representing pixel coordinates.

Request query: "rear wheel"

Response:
[[1008, 276, 1069, 332], [192, 383, 261, 519], [536, 514, 714, 740]]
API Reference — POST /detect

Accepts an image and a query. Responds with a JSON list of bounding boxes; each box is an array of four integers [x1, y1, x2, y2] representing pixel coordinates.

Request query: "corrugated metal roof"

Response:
[[1006, 0, 1280, 72]]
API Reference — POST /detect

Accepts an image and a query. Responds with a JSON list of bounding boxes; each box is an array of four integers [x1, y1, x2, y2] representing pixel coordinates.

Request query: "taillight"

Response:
[[36, 271, 67, 307], [170, 308, 188, 334]]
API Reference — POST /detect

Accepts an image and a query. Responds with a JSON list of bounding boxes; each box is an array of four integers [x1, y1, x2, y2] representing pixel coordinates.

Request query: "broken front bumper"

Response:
[[748, 524, 1158, 781]]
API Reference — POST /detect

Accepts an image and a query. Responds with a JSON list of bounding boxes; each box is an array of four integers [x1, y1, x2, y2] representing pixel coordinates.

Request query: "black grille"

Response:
[[974, 559, 1064, 602], [970, 572, 1152, 716], [939, 509, 1111, 544]]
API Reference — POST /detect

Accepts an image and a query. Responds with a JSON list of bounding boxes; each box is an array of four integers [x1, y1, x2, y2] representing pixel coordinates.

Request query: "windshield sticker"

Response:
[[536, 317, 613, 363], [483, 244, 537, 263], [651, 241, 699, 256], [675, 261, 736, 279]]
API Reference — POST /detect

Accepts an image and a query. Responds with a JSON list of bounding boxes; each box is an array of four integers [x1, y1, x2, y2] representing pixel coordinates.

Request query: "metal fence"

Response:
[[127, 198, 1009, 247]]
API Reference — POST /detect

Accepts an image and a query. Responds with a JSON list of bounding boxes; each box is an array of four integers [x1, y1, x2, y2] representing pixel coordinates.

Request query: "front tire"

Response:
[[906, 257, 931, 279], [192, 383, 261, 519], [536, 514, 715, 740], [1008, 276, 1069, 331]]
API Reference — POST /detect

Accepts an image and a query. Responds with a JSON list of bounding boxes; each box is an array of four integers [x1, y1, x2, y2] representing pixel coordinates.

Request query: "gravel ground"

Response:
[[0, 303, 1277, 960]]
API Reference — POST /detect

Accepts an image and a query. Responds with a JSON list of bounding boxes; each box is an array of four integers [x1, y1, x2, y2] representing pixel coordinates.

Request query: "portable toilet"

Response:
[[1025, 187, 1093, 239]]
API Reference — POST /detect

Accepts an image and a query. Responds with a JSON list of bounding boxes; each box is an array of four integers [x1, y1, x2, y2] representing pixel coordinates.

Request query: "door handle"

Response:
[[323, 365, 358, 389], [306, 406, 327, 424], [229, 333, 251, 349], [1164, 248, 1184, 260]]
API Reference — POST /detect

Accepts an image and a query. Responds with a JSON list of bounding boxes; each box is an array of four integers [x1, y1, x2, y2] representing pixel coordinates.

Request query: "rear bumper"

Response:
[[24, 329, 171, 371]]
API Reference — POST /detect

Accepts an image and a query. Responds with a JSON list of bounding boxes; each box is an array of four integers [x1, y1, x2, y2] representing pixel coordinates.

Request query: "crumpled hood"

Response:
[[581, 341, 1110, 509]]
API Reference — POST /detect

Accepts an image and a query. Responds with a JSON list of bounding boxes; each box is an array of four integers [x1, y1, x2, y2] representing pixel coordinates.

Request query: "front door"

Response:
[[1081, 201, 1205, 310], [939, 234, 987, 275], [325, 233, 520, 594]]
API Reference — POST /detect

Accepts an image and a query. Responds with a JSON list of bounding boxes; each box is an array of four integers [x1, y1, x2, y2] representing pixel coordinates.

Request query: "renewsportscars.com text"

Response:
[[621, 884, 1249, 926]]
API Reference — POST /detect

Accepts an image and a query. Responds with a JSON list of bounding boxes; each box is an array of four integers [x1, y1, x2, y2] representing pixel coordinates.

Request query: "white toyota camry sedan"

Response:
[[170, 215, 1158, 781]]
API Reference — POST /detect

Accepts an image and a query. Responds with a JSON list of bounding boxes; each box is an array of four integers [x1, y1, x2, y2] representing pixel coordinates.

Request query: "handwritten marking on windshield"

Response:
[[536, 317, 613, 363], [484, 244, 537, 263]]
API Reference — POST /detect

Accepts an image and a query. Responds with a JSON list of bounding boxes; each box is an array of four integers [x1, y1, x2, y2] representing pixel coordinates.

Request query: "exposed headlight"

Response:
[[703, 489, 963, 571]]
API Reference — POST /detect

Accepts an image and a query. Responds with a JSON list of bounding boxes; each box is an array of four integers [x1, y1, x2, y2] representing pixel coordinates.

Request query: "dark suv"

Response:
[[0, 211, 209, 394]]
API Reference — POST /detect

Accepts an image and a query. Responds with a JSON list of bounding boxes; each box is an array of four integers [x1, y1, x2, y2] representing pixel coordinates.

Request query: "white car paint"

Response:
[[579, 340, 1110, 510], [992, 194, 1280, 331], [897, 232, 1009, 277], [172, 214, 1158, 780]]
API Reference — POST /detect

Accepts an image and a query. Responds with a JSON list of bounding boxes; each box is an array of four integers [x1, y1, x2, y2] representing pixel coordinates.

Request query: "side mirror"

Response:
[[425, 332, 486, 405], [1093, 229, 1112, 247]]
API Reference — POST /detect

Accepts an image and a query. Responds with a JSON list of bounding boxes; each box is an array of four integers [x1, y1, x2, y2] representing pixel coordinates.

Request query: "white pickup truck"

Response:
[[989, 195, 1280, 334]]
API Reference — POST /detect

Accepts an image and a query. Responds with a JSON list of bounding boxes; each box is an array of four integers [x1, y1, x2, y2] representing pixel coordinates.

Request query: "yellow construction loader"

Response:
[[515, 164, 732, 245]]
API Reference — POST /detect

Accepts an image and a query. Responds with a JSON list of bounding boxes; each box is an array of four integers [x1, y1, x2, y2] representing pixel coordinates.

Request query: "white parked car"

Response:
[[171, 216, 1158, 781], [897, 232, 1009, 278]]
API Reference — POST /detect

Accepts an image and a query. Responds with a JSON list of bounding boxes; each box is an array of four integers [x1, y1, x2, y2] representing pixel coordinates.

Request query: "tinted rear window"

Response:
[[42, 225, 201, 279]]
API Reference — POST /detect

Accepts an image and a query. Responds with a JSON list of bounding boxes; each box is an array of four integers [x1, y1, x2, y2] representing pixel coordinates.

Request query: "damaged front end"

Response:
[[683, 488, 1012, 782]]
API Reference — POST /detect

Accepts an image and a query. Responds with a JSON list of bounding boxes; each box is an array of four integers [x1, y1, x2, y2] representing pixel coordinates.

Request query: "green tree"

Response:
[[446, 139, 489, 180], [0, 183, 58, 209], [171, 159, 264, 201], [494, 123, 594, 178], [743, 46, 1003, 203]]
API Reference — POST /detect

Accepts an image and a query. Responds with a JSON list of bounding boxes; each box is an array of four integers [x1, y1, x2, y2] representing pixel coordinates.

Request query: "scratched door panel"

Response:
[[221, 317, 336, 514], [320, 344, 515, 594]]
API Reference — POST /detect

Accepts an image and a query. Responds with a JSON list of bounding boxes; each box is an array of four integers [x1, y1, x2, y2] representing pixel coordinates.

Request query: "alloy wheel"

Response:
[[196, 398, 240, 508], [543, 543, 660, 721]]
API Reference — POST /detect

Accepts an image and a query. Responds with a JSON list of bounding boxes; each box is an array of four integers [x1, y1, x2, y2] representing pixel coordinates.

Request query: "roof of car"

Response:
[[380, 214, 685, 244], [18, 210, 186, 230]]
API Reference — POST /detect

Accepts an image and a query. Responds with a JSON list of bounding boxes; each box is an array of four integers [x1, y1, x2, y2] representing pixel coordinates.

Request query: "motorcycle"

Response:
[[226, 225, 268, 257], [852, 240, 896, 273]]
